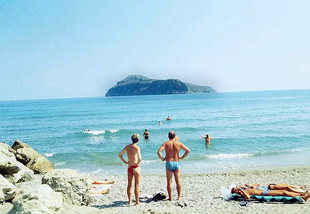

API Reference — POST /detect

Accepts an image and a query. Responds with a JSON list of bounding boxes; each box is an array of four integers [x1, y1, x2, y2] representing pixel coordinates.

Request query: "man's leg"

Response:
[[269, 184, 305, 193], [127, 171, 134, 205], [173, 169, 181, 200], [166, 167, 173, 201], [133, 167, 141, 205]]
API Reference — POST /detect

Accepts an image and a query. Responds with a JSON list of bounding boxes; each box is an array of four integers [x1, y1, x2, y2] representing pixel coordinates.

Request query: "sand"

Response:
[[90, 166, 310, 214], [1, 166, 309, 214]]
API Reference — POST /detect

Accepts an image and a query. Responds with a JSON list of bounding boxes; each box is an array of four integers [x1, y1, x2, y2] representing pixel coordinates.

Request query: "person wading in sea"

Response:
[[118, 134, 142, 205], [157, 131, 190, 201]]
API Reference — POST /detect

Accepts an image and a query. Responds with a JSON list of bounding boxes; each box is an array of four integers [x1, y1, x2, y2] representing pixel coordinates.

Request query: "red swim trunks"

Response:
[[128, 165, 139, 174]]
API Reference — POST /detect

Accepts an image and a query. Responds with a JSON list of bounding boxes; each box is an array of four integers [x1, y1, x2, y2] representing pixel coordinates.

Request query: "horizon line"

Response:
[[0, 88, 309, 102]]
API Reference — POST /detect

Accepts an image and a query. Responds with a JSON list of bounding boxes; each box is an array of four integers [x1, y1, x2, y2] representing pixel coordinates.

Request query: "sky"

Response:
[[0, 0, 309, 101]]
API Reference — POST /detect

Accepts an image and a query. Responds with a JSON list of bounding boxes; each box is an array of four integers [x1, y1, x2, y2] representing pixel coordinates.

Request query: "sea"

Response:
[[0, 90, 309, 175]]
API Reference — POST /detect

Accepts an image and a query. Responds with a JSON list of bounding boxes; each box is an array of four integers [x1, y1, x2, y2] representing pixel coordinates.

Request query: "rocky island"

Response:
[[105, 75, 216, 96]]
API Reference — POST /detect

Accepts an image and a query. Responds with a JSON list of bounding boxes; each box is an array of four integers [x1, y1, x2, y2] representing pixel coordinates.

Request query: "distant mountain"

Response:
[[105, 75, 216, 97]]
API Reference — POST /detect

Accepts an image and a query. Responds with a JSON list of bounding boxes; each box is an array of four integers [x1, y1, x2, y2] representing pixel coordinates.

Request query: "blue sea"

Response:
[[1, 90, 309, 175]]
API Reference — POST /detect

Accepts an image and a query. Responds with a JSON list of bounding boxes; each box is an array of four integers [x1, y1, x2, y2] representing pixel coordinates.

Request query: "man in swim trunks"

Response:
[[231, 186, 310, 201], [118, 134, 142, 205], [157, 131, 190, 201]]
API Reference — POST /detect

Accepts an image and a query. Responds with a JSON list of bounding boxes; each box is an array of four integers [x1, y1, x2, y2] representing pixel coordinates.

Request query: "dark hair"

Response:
[[131, 134, 139, 143], [145, 129, 148, 132], [168, 131, 176, 140], [206, 134, 209, 138]]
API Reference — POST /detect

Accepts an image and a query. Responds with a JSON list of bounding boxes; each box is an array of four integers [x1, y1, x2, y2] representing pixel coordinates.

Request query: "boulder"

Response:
[[4, 161, 34, 184], [8, 184, 64, 214], [0, 142, 16, 155], [0, 150, 20, 175], [11, 140, 30, 151], [0, 143, 22, 175], [0, 143, 34, 183], [12, 140, 54, 174], [42, 169, 92, 205], [0, 174, 17, 202]]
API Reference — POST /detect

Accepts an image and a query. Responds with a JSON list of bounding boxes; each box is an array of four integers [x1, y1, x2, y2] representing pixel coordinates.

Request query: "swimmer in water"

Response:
[[143, 129, 150, 140], [201, 134, 214, 145]]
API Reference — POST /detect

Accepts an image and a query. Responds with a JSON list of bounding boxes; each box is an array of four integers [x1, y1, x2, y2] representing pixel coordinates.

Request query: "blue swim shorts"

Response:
[[166, 161, 180, 171]]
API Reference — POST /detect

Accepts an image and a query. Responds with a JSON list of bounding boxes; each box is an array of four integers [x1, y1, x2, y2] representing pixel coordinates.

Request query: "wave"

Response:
[[205, 148, 303, 160], [44, 153, 55, 158], [141, 159, 161, 164], [54, 162, 66, 166], [83, 130, 106, 135], [108, 129, 119, 133], [205, 153, 253, 159]]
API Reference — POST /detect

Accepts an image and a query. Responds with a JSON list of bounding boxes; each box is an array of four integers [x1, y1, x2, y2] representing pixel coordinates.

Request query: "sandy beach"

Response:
[[79, 166, 310, 214]]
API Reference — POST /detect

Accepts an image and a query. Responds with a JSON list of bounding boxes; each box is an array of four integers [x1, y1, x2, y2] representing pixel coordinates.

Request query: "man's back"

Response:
[[164, 140, 182, 162], [126, 144, 140, 166]]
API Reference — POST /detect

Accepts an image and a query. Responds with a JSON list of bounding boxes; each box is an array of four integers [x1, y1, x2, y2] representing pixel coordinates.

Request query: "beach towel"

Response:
[[227, 193, 305, 204]]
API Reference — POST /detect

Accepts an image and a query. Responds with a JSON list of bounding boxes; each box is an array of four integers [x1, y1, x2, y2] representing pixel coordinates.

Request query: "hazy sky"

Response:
[[0, 0, 309, 101]]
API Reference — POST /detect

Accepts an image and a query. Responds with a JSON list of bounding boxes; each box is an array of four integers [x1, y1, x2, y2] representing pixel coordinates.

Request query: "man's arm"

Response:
[[118, 146, 128, 164], [137, 146, 142, 165], [157, 143, 166, 161], [179, 143, 190, 160], [237, 187, 251, 200]]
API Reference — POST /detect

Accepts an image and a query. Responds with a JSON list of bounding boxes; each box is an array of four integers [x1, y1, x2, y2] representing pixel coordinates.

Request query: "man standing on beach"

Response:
[[118, 134, 142, 205], [157, 131, 190, 201]]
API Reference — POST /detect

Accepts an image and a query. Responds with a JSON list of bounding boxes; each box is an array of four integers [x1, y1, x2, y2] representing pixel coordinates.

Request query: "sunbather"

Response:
[[231, 187, 310, 201], [236, 183, 306, 193]]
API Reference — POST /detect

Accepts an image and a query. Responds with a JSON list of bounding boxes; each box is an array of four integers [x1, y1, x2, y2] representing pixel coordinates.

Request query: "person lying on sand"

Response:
[[118, 134, 142, 205], [201, 134, 214, 144], [92, 180, 115, 185], [237, 184, 306, 193], [157, 131, 190, 201], [231, 187, 310, 201]]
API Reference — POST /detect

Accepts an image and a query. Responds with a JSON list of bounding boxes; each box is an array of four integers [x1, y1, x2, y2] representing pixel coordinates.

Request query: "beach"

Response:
[[87, 166, 310, 214], [2, 166, 309, 214]]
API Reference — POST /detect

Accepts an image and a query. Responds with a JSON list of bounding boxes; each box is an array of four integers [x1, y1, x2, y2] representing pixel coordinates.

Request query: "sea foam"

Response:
[[83, 130, 106, 135], [44, 153, 55, 158]]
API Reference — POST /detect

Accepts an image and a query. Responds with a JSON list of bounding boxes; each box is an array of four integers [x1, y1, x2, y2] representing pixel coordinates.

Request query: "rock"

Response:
[[0, 142, 16, 155], [0, 142, 34, 183], [0, 174, 17, 202], [4, 161, 34, 184], [0, 143, 22, 175], [105, 75, 216, 96], [8, 184, 64, 214], [12, 140, 54, 174], [42, 169, 92, 205], [11, 140, 31, 151]]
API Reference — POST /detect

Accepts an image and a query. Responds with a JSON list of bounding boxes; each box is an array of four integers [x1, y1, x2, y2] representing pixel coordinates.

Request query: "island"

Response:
[[105, 75, 216, 96]]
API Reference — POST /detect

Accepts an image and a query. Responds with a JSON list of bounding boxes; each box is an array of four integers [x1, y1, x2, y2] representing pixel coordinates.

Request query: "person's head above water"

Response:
[[131, 134, 139, 143], [168, 131, 176, 140], [145, 129, 148, 132], [206, 134, 209, 138]]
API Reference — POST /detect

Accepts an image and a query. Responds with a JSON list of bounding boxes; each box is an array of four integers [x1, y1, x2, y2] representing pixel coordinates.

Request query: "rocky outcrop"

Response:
[[12, 140, 54, 174], [0, 142, 34, 183], [105, 75, 216, 96], [8, 184, 64, 214], [42, 169, 92, 205], [0, 174, 17, 202]]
